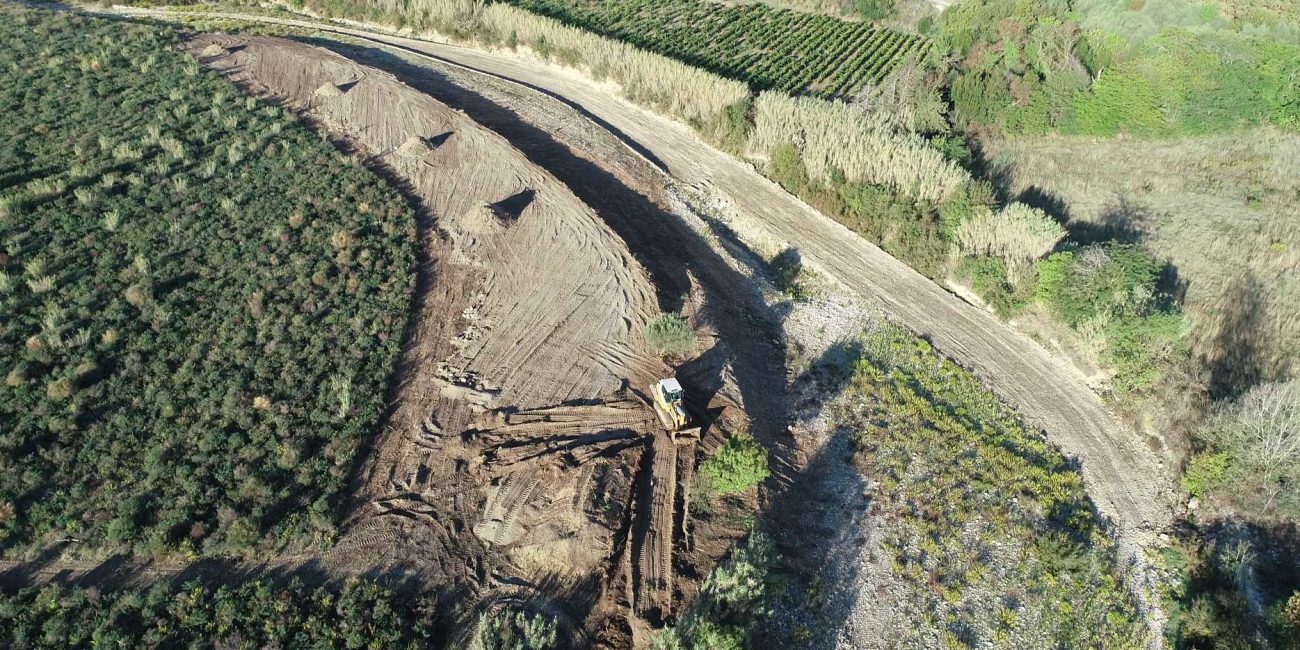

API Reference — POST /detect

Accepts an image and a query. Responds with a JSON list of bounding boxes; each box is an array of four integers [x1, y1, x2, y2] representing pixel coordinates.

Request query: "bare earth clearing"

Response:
[[118, 0, 1179, 564], [125, 8, 1176, 544], [8, 4, 1177, 645], [177, 33, 795, 644]]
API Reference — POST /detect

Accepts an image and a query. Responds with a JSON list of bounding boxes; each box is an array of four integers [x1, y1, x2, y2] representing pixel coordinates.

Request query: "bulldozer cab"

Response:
[[650, 377, 701, 442], [657, 378, 684, 404]]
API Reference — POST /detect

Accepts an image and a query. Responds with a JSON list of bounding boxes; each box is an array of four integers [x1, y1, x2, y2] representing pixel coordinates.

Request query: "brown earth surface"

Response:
[[176, 33, 780, 642], [113, 5, 1176, 547]]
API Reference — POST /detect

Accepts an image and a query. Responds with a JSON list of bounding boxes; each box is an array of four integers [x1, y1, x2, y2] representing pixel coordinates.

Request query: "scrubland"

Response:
[[0, 6, 416, 555]]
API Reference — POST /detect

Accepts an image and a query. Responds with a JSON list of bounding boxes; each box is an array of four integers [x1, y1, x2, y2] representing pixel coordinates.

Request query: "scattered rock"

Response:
[[200, 44, 228, 58]]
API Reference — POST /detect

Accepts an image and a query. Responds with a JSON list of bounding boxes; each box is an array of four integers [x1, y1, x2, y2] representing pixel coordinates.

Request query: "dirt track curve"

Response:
[[115, 2, 1175, 552]]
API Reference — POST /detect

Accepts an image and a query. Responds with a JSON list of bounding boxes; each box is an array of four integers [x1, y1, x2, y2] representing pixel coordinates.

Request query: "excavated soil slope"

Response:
[[151, 11, 1175, 550], [185, 35, 665, 607]]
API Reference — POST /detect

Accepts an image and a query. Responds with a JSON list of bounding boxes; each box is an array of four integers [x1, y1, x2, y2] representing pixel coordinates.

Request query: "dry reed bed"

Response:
[[316, 0, 971, 203]]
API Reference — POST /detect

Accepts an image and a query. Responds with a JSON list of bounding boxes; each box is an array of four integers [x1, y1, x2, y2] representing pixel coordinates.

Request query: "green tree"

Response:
[[700, 432, 769, 495]]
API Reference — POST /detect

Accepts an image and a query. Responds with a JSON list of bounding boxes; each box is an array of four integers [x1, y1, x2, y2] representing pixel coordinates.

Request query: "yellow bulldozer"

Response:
[[649, 377, 701, 442]]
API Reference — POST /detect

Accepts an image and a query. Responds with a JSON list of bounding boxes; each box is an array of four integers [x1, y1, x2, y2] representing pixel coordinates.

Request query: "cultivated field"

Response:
[[501, 0, 927, 96], [0, 7, 416, 555]]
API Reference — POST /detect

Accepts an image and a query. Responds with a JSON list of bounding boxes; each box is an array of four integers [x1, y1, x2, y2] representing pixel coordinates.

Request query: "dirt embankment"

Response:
[[137, 9, 1175, 547], [180, 34, 765, 643]]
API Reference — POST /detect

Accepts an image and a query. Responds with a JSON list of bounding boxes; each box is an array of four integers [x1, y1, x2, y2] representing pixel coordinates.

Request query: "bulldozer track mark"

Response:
[[632, 432, 679, 619], [494, 476, 541, 547]]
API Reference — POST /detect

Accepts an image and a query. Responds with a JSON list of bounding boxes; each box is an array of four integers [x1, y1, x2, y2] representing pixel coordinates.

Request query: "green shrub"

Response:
[[856, 0, 895, 21], [1045, 243, 1162, 326], [656, 532, 773, 650], [1034, 251, 1075, 304], [769, 248, 809, 300], [955, 255, 1031, 317], [1182, 452, 1231, 498], [1070, 64, 1164, 136], [470, 607, 558, 650], [645, 313, 696, 358], [1284, 592, 1300, 636], [700, 432, 769, 496], [1035, 244, 1186, 397], [711, 97, 753, 154], [767, 143, 809, 196]]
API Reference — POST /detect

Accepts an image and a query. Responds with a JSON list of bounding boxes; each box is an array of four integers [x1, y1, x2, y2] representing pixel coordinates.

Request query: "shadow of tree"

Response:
[[1202, 272, 1284, 401]]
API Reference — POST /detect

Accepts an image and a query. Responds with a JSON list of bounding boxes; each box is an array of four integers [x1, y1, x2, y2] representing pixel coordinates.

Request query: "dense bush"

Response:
[[935, 0, 1300, 135], [0, 7, 415, 553], [0, 577, 439, 649], [645, 313, 697, 358], [834, 325, 1145, 645], [1192, 379, 1300, 519], [654, 532, 774, 650], [700, 432, 770, 495], [1035, 244, 1187, 397]]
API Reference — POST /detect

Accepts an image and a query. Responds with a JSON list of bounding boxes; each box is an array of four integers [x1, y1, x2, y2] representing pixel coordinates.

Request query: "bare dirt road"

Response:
[[119, 7, 1177, 540]]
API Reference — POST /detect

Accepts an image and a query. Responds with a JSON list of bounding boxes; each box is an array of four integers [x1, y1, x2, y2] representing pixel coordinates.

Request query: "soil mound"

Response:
[[396, 134, 433, 158], [459, 203, 505, 234], [313, 82, 344, 98]]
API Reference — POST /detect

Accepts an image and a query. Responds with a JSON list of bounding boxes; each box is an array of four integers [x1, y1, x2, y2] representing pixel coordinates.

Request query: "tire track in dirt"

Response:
[[171, 32, 781, 643], [181, 35, 671, 608]]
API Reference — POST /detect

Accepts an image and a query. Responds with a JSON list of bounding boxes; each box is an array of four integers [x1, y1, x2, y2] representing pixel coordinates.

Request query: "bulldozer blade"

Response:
[[672, 427, 702, 443]]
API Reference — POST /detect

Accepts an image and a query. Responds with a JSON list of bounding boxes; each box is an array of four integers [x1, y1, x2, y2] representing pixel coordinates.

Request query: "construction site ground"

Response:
[[179, 33, 794, 645], [2, 4, 1180, 647]]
